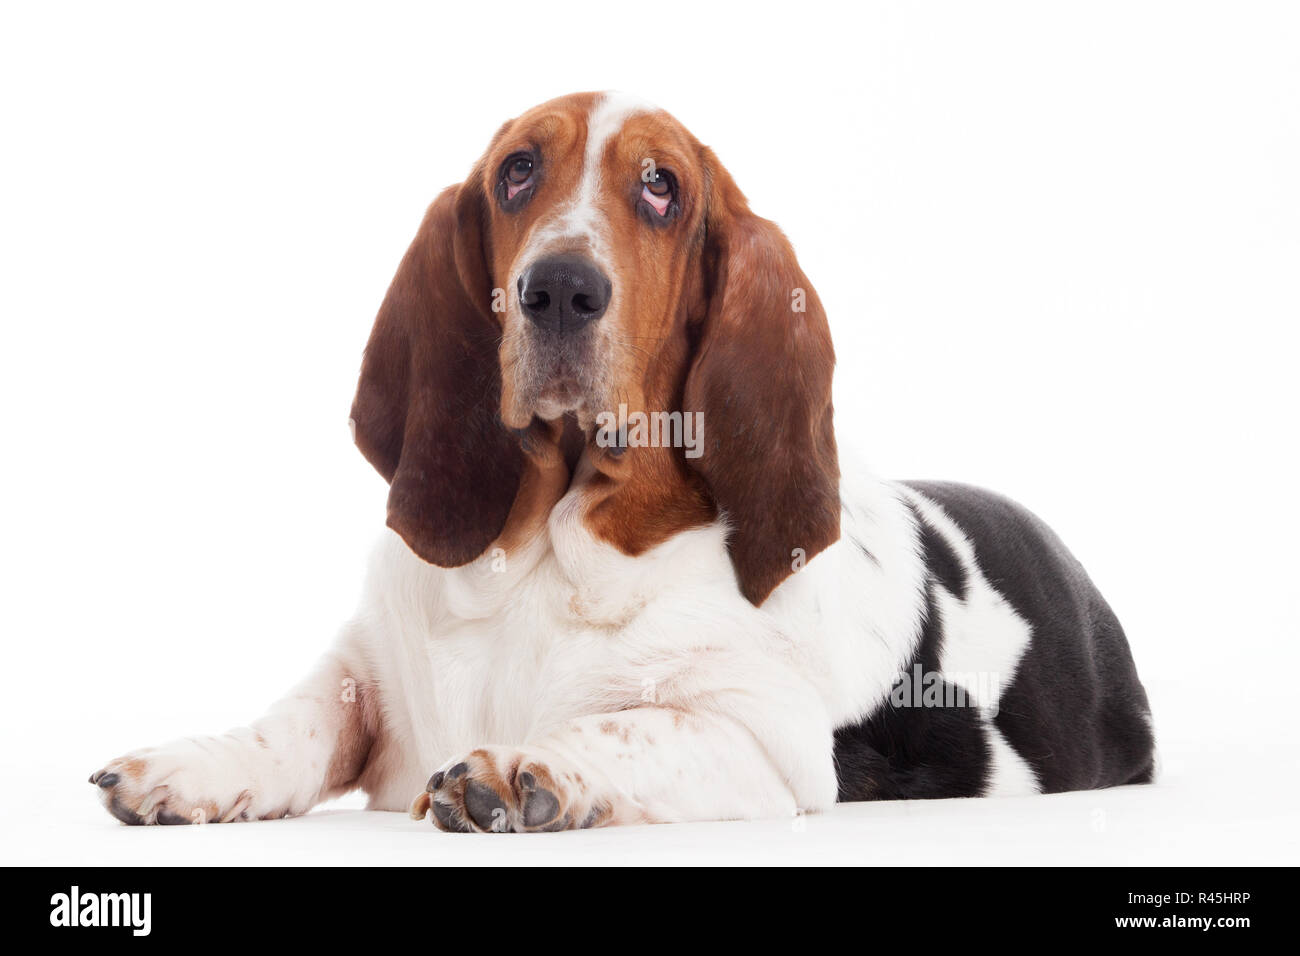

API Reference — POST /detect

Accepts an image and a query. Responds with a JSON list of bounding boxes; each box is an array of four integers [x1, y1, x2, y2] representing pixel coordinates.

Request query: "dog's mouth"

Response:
[[501, 336, 608, 428], [532, 357, 597, 419], [537, 375, 584, 410]]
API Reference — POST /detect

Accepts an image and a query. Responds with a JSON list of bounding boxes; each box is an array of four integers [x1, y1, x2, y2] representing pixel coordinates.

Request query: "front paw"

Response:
[[89, 740, 257, 826], [409, 747, 617, 833]]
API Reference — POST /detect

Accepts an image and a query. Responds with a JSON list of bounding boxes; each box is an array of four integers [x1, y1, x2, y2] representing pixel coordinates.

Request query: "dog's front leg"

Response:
[[412, 702, 838, 832], [90, 637, 376, 825]]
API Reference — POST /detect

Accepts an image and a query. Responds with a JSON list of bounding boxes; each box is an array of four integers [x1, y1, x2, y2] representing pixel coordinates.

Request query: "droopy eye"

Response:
[[640, 170, 675, 216], [502, 153, 535, 199]]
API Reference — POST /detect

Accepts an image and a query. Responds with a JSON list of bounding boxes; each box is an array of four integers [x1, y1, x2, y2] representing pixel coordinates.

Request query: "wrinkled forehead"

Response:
[[484, 92, 700, 227], [492, 92, 696, 162]]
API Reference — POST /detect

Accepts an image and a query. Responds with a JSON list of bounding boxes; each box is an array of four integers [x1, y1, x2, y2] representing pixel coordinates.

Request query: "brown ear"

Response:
[[350, 173, 525, 566], [685, 151, 840, 605]]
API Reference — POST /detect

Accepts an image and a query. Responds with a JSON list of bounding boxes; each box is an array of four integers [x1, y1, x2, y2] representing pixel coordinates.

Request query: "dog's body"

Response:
[[92, 93, 1154, 831]]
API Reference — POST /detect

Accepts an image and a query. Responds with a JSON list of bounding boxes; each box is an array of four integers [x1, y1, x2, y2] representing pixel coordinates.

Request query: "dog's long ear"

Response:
[[684, 149, 840, 605], [350, 169, 525, 566]]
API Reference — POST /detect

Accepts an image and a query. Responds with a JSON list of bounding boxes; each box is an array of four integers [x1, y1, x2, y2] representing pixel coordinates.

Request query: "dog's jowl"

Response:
[[90, 92, 1154, 832]]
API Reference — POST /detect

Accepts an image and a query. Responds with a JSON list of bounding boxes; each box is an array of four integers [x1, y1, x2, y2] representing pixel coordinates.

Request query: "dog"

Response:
[[90, 92, 1155, 831]]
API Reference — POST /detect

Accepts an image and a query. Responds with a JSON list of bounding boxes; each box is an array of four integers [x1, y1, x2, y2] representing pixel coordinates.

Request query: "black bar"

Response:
[[11, 866, 1282, 941]]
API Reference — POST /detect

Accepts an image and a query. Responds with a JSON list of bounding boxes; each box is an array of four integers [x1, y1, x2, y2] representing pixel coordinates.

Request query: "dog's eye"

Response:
[[644, 174, 671, 197], [502, 154, 535, 201], [640, 171, 675, 216], [506, 156, 533, 185]]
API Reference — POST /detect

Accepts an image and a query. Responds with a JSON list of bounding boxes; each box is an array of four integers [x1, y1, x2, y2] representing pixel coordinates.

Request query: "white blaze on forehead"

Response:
[[518, 92, 659, 270], [579, 91, 659, 201]]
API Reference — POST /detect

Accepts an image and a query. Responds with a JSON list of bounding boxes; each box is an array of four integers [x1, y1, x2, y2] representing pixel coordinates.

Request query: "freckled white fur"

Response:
[[93, 648, 368, 823]]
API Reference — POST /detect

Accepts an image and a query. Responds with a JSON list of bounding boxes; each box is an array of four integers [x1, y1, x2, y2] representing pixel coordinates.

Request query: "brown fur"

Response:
[[682, 148, 840, 604], [350, 179, 525, 567], [322, 677, 381, 797]]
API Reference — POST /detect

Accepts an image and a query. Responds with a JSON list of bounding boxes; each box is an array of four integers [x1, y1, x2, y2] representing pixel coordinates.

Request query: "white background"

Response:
[[2, 1, 1296, 865]]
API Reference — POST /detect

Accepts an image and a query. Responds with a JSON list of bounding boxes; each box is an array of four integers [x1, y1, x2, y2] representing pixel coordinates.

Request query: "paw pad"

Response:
[[415, 750, 589, 833]]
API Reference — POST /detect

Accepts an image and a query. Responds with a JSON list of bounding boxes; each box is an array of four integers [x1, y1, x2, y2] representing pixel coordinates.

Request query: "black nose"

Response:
[[517, 255, 611, 330]]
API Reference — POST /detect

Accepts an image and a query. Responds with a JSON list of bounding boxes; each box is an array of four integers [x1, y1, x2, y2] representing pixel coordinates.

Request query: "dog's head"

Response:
[[351, 92, 838, 604]]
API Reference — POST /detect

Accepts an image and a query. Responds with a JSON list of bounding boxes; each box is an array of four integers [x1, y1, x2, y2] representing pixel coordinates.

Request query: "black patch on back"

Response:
[[833, 481, 1155, 801], [903, 481, 1154, 792]]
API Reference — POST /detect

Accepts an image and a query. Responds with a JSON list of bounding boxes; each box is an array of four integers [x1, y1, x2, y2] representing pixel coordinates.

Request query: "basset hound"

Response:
[[90, 92, 1156, 831]]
